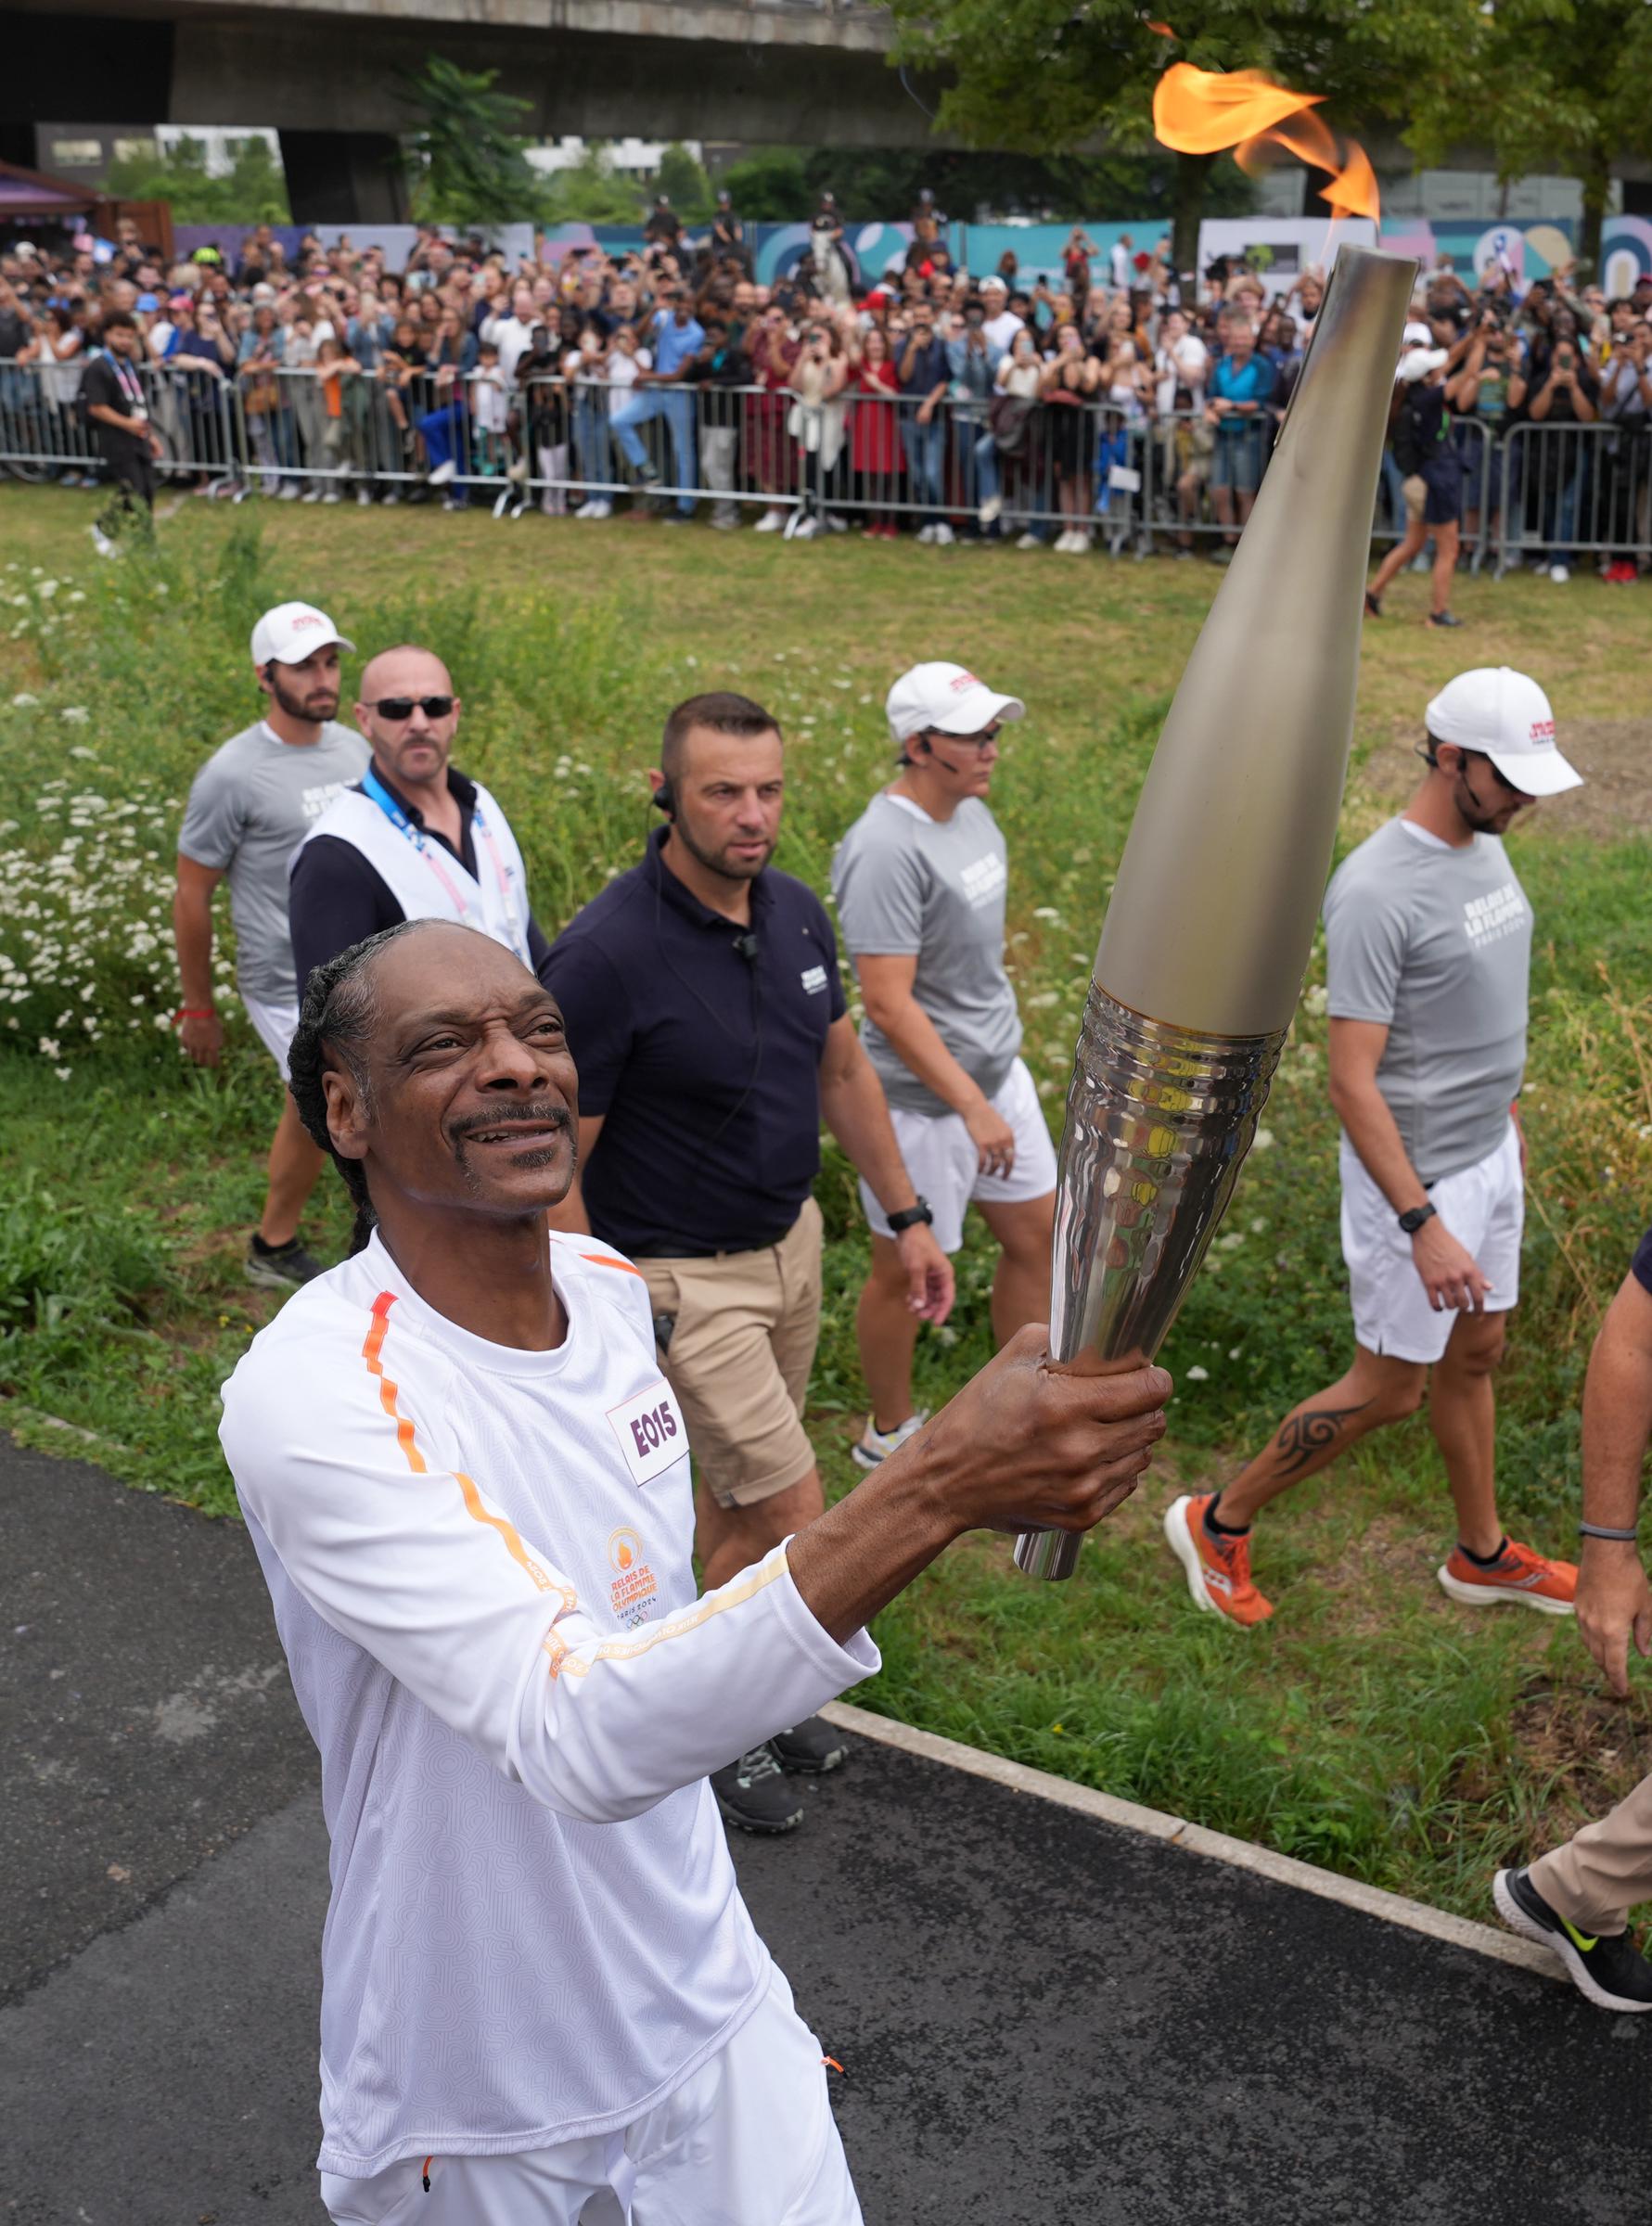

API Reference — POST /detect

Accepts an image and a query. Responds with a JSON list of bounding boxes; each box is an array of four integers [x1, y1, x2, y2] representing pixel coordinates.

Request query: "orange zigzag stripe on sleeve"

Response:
[[361, 1290, 570, 1603]]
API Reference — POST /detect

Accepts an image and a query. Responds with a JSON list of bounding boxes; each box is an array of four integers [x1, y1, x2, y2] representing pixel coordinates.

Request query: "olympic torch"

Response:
[[1015, 245, 1415, 1581]]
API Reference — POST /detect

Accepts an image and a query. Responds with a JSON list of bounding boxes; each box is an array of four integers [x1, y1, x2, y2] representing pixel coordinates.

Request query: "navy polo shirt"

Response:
[[543, 829, 846, 1257]]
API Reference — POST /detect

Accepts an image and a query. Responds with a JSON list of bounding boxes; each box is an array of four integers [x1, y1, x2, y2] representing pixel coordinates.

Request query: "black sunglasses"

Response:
[[367, 695, 455, 722]]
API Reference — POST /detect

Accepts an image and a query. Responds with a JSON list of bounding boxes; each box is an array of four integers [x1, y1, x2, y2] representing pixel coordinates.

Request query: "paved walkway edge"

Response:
[[820, 1700, 1559, 1983]]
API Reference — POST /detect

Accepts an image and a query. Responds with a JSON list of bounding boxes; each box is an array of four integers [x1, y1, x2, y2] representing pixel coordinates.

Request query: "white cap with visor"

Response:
[[1426, 667, 1582, 798], [250, 601, 355, 669], [886, 661, 1025, 745]]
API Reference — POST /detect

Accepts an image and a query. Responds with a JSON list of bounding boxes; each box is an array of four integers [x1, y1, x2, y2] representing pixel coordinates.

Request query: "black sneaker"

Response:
[[246, 1235, 327, 1291], [772, 1716, 849, 1774], [711, 1745, 805, 1835], [1428, 610, 1466, 629], [1493, 1866, 1652, 2012]]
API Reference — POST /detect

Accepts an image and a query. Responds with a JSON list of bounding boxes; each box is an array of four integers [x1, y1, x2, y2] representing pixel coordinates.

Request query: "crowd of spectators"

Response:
[[2, 199, 1651, 570]]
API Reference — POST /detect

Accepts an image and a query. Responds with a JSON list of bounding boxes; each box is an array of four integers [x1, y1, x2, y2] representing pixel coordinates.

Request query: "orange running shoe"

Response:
[[1163, 1493, 1274, 1626], [1437, 1538, 1577, 1616]]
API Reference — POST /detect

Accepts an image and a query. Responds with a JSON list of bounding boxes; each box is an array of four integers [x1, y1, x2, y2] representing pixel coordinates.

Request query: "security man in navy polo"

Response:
[[544, 689, 954, 1835]]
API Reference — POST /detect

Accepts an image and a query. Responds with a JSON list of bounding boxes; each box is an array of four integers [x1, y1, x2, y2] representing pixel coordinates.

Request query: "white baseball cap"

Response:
[[250, 601, 354, 668], [1398, 346, 1448, 383], [886, 662, 1025, 744], [1426, 667, 1582, 797]]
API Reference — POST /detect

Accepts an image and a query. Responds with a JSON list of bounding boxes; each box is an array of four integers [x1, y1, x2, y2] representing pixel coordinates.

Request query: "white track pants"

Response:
[[320, 1964, 863, 2225]]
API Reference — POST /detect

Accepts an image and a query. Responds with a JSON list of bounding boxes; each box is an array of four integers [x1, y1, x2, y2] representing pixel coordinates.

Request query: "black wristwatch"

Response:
[[1397, 1201, 1438, 1236], [887, 1197, 934, 1235]]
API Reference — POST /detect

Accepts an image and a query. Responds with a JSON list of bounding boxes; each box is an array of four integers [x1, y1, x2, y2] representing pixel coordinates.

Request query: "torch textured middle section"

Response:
[[1014, 986, 1286, 1581]]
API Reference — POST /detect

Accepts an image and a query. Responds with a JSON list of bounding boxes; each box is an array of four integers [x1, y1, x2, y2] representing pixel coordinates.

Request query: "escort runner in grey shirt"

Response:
[[831, 791, 1021, 1117], [179, 719, 369, 1002], [1325, 815, 1532, 1186]]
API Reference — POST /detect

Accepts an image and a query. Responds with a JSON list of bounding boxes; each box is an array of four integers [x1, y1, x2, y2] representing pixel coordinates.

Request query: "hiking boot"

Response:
[[852, 1409, 929, 1470], [1437, 1539, 1576, 1615], [1493, 1867, 1652, 2012], [711, 1744, 805, 1835], [1163, 1492, 1274, 1625], [246, 1235, 327, 1291], [772, 1716, 849, 1774]]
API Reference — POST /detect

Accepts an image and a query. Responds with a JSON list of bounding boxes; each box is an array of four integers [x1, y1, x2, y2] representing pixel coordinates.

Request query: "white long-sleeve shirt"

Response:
[[221, 1229, 877, 2179]]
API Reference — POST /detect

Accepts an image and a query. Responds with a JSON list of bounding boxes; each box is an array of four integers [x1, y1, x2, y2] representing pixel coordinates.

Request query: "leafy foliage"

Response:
[[653, 144, 714, 224], [883, 0, 1474, 272], [398, 57, 550, 229], [1410, 0, 1652, 275], [542, 145, 647, 226], [102, 134, 290, 224], [719, 144, 1257, 224]]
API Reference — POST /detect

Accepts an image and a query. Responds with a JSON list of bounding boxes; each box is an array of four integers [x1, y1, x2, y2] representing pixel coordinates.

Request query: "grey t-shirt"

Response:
[[831, 789, 1021, 1117], [178, 720, 371, 1003], [1324, 815, 1532, 1184]]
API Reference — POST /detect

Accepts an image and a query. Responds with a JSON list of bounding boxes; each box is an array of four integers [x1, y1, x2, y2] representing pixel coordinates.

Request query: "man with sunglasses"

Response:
[[175, 602, 368, 1289], [288, 642, 555, 1006], [1165, 668, 1585, 1627], [832, 662, 1057, 1470]]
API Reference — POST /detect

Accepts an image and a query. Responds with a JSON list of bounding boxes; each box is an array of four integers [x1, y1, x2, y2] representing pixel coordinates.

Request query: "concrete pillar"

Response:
[[277, 131, 410, 224]]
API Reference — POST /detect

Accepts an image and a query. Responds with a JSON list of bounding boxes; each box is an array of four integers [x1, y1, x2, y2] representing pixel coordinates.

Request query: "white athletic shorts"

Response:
[[318, 1963, 863, 2226], [241, 992, 300, 1081], [1341, 1118, 1523, 1366], [861, 1054, 1058, 1255]]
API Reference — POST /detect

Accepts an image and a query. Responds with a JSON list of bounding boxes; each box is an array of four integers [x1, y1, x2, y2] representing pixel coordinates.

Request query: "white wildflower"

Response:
[[1186, 1365, 1210, 1382], [1253, 1127, 1274, 1152], [60, 707, 90, 724], [10, 692, 37, 708], [54, 1066, 71, 1081]]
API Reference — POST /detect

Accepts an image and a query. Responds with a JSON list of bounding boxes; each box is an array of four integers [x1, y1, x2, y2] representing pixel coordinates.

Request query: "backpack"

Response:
[[1391, 386, 1432, 476]]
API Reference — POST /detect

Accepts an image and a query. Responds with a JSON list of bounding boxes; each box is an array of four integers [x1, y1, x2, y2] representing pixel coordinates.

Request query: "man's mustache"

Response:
[[451, 1104, 571, 1143]]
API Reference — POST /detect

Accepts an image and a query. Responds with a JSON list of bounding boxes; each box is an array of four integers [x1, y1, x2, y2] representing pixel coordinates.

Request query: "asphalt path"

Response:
[[4, 1435, 1647, 2226]]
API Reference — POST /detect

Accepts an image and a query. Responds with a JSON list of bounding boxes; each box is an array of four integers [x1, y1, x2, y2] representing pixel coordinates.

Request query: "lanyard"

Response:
[[109, 354, 144, 405], [360, 767, 519, 936]]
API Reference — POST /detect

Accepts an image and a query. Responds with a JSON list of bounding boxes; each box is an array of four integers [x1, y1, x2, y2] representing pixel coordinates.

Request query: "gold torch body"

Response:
[[1016, 246, 1417, 1581]]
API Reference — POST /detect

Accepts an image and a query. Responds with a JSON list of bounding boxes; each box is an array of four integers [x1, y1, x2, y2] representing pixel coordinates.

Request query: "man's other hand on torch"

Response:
[[788, 1328, 1171, 1644]]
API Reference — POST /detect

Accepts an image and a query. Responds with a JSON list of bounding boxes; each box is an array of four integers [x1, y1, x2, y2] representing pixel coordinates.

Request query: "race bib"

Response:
[[607, 1380, 687, 1489]]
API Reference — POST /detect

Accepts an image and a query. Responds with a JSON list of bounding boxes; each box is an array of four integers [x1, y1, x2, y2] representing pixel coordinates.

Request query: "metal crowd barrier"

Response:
[[3, 357, 1647, 574], [1494, 418, 1652, 576]]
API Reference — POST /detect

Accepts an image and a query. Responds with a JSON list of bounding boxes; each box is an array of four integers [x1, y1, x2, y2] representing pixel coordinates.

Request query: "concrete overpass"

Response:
[[4, 0, 939, 218]]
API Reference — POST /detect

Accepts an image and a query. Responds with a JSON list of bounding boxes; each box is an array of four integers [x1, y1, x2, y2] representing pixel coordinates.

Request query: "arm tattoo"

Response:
[[1274, 1398, 1374, 1478]]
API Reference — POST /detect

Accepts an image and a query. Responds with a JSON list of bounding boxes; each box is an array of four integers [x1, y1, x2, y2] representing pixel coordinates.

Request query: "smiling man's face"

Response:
[[325, 926, 580, 1225]]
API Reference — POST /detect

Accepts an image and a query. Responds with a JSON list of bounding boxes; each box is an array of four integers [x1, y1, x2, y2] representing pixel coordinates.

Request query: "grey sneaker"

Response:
[[772, 1717, 850, 1774], [852, 1408, 929, 1470], [711, 1745, 805, 1835], [246, 1235, 326, 1290]]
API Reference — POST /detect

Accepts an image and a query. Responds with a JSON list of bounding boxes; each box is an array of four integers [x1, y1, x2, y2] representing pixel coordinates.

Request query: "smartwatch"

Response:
[[887, 1198, 934, 1235], [1397, 1201, 1437, 1236]]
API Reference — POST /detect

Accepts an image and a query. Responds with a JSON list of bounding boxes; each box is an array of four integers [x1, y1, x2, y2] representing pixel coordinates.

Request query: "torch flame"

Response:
[[1153, 60, 1380, 222]]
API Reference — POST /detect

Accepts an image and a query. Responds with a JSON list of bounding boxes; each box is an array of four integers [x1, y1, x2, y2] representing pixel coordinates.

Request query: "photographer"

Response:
[[946, 299, 1004, 532], [683, 313, 749, 531], [1453, 307, 1520, 553], [1598, 318, 1652, 582], [1365, 346, 1479, 627], [1524, 307, 1600, 582], [786, 317, 850, 540]]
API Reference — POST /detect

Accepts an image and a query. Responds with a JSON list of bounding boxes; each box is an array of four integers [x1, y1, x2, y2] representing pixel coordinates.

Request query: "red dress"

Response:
[[850, 361, 903, 475], [745, 335, 800, 491]]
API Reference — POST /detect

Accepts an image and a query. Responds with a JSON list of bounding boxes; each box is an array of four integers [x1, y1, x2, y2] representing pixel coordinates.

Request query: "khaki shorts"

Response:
[[637, 1197, 822, 1510]]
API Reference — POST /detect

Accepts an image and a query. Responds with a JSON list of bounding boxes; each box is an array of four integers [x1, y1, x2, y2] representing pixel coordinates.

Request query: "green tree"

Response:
[[717, 143, 1254, 225], [652, 143, 713, 223], [398, 56, 548, 229], [102, 134, 290, 224], [717, 147, 810, 221], [1411, 0, 1652, 276], [542, 146, 645, 225], [884, 0, 1466, 276]]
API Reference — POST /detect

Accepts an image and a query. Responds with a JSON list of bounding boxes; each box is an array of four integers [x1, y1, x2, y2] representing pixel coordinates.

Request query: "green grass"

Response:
[[4, 483, 1651, 1915]]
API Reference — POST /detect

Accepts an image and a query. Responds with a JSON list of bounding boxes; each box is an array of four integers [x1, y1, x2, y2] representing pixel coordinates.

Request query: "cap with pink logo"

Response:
[[1425, 666, 1582, 797], [885, 661, 1025, 744], [250, 602, 355, 669]]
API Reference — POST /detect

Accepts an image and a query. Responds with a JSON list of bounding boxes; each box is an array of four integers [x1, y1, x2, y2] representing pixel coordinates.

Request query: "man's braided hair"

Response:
[[287, 920, 431, 1257]]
